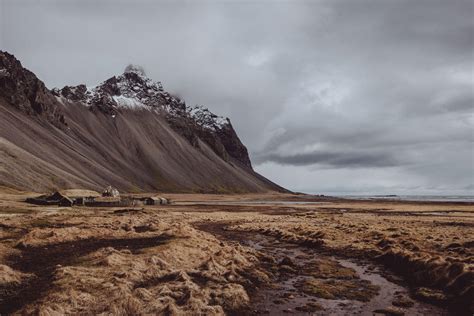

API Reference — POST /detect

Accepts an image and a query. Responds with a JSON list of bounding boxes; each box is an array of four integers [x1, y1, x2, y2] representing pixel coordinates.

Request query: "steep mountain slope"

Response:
[[0, 51, 286, 193]]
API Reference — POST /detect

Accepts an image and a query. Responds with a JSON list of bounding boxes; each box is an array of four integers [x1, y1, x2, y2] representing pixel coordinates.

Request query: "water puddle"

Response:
[[181, 200, 330, 205]]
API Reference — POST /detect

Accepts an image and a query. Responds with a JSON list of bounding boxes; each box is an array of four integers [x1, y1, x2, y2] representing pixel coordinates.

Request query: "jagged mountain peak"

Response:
[[0, 50, 286, 192], [1, 50, 251, 170], [49, 62, 255, 167], [113, 64, 164, 95], [54, 67, 231, 133], [124, 64, 147, 77]]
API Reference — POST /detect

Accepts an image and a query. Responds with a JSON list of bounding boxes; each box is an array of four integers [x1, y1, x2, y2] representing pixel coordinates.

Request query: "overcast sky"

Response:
[[2, 0, 473, 195]]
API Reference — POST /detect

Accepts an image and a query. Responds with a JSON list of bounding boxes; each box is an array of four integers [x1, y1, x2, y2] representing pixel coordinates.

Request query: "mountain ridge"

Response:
[[0, 51, 287, 193]]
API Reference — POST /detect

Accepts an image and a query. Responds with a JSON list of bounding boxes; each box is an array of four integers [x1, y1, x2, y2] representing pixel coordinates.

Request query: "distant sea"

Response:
[[335, 195, 474, 203]]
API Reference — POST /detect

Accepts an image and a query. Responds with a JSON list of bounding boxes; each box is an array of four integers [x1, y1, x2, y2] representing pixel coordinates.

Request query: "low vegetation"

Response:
[[0, 192, 472, 315]]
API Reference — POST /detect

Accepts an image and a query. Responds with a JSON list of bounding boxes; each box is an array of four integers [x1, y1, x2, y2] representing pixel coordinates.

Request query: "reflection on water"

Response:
[[335, 195, 474, 202], [180, 200, 329, 205]]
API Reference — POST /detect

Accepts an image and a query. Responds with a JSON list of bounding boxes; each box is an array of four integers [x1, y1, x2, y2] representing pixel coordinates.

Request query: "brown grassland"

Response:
[[0, 189, 472, 315]]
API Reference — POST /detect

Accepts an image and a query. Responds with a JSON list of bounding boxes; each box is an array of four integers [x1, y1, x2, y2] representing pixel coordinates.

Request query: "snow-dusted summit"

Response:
[[53, 65, 230, 132]]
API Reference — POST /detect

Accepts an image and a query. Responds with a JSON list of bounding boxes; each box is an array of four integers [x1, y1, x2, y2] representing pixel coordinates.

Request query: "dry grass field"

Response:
[[0, 190, 472, 315]]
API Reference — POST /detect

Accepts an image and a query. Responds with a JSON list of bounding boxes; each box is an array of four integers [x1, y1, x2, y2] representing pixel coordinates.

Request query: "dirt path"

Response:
[[0, 235, 171, 314], [196, 221, 449, 316]]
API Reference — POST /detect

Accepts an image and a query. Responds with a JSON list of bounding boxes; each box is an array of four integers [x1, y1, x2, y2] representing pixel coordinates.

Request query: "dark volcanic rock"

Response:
[[217, 120, 252, 169], [0, 51, 66, 127], [53, 84, 88, 102]]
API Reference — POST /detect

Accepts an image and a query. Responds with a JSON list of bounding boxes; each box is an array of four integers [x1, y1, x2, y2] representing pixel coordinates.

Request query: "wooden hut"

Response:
[[26, 191, 68, 205], [59, 196, 74, 207], [145, 197, 160, 205], [144, 196, 168, 205]]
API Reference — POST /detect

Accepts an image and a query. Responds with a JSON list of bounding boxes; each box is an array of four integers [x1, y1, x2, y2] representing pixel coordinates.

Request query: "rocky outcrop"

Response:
[[216, 121, 252, 169], [0, 52, 66, 127]]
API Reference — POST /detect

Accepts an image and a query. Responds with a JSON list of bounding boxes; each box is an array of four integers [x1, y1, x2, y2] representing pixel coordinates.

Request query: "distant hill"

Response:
[[0, 51, 287, 193]]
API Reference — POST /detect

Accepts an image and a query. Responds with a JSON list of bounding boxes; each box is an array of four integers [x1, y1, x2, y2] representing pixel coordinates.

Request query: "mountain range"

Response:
[[0, 51, 286, 193]]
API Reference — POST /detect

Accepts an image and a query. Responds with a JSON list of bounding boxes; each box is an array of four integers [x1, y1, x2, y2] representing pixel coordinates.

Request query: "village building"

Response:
[[59, 196, 74, 207], [25, 187, 168, 208], [26, 191, 68, 205], [145, 197, 160, 205], [102, 186, 120, 198], [26, 189, 100, 207], [73, 196, 96, 206], [144, 196, 168, 205]]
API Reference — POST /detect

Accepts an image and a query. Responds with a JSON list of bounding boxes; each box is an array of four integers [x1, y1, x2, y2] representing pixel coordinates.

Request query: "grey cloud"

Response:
[[2, 0, 473, 194], [442, 93, 474, 113], [255, 151, 401, 168]]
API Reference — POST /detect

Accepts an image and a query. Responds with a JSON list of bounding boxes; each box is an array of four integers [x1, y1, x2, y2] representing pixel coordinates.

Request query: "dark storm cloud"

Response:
[[1, 0, 473, 194], [255, 151, 400, 168]]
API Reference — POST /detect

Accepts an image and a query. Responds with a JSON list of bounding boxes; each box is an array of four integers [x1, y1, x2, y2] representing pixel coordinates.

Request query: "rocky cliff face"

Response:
[[0, 51, 284, 192], [0, 52, 66, 127]]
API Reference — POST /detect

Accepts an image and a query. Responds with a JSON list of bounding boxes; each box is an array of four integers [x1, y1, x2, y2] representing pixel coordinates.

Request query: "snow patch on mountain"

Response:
[[112, 95, 145, 109], [188, 105, 229, 131]]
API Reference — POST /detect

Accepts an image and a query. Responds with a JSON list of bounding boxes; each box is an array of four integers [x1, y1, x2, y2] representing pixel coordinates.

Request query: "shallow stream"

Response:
[[197, 222, 448, 315]]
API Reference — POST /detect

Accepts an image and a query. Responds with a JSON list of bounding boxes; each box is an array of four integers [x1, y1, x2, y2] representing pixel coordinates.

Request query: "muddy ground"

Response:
[[0, 191, 473, 315]]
